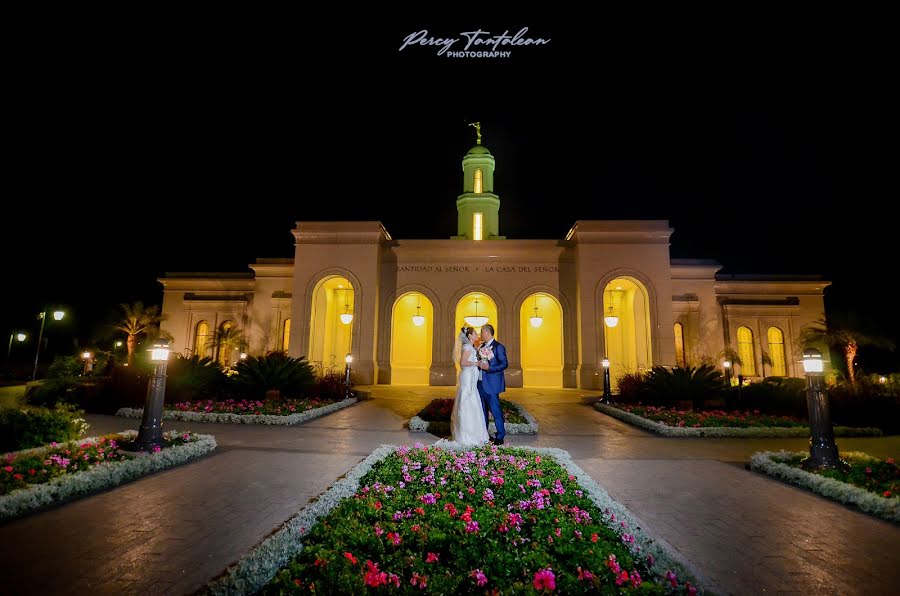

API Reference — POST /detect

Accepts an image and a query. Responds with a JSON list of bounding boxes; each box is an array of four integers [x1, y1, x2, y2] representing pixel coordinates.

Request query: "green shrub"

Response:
[[829, 379, 900, 434], [27, 378, 81, 409], [615, 372, 644, 400], [230, 353, 315, 399], [166, 355, 227, 401], [637, 365, 725, 409], [47, 356, 82, 379], [728, 377, 807, 417], [0, 403, 89, 452]]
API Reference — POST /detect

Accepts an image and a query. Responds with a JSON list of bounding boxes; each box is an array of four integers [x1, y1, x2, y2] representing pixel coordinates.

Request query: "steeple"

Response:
[[453, 123, 504, 240]]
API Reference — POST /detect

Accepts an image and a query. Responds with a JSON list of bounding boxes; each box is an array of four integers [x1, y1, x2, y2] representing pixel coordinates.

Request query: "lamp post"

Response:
[[722, 360, 732, 387], [601, 357, 612, 403], [344, 353, 353, 399], [7, 332, 26, 359], [800, 348, 846, 471], [131, 340, 171, 451], [81, 351, 93, 376], [32, 309, 65, 381]]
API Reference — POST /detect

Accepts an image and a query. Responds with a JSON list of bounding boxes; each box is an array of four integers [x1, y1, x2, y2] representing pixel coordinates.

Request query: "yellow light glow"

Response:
[[674, 322, 685, 367], [473, 212, 483, 241], [282, 318, 291, 351], [737, 326, 756, 375], [53, 311, 64, 321], [309, 277, 353, 369], [767, 327, 786, 376], [82, 351, 92, 359], [16, 333, 26, 341], [474, 168, 483, 194], [603, 278, 653, 389], [391, 292, 433, 384], [520, 293, 563, 387], [345, 353, 353, 364]]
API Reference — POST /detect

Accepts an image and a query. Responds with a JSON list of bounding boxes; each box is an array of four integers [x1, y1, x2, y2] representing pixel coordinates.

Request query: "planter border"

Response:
[[750, 450, 899, 524], [595, 403, 882, 438], [409, 399, 538, 435], [1, 430, 217, 522], [116, 397, 357, 426], [206, 443, 705, 595]]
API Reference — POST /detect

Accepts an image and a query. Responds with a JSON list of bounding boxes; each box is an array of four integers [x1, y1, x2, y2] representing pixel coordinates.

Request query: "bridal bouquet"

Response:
[[477, 345, 494, 362]]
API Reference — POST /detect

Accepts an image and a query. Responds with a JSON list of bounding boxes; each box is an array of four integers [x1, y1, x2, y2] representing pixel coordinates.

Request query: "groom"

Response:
[[476, 324, 508, 445]]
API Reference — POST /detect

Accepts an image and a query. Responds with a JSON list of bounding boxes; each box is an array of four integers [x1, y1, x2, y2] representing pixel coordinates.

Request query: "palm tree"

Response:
[[760, 351, 774, 378], [114, 302, 163, 366], [800, 318, 895, 385], [211, 324, 245, 368]]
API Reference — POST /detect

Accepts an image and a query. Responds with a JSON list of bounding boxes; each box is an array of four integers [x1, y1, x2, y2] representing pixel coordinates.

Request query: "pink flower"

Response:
[[686, 582, 698, 595], [3, 466, 12, 473], [152, 445, 162, 453], [866, 467, 872, 475], [343, 552, 357, 565], [615, 570, 630, 586], [631, 570, 642, 588], [387, 532, 402, 546], [577, 567, 594, 581], [470, 569, 487, 587], [886, 458, 895, 464], [421, 493, 437, 505], [533, 568, 556, 591], [426, 552, 439, 563], [465, 520, 480, 533], [666, 570, 678, 588]]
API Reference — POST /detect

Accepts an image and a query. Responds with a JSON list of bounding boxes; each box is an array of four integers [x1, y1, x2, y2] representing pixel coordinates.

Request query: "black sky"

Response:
[[4, 15, 897, 370]]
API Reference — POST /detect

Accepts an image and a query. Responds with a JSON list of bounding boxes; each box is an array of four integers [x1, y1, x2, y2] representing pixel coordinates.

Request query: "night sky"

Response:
[[4, 16, 897, 371]]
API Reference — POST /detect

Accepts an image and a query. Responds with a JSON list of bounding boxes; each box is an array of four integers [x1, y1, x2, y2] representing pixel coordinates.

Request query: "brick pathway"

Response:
[[0, 387, 898, 594]]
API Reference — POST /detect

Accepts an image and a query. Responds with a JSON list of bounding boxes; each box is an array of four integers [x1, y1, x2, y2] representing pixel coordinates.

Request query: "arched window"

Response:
[[473, 212, 483, 241], [474, 168, 483, 194], [767, 326, 787, 376], [674, 322, 686, 367], [282, 318, 291, 352], [737, 326, 756, 376], [194, 320, 210, 358]]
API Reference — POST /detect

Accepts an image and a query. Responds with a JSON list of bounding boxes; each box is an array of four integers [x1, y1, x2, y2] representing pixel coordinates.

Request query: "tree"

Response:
[[760, 351, 774, 378], [800, 318, 895, 385], [211, 324, 245, 368], [114, 302, 163, 366]]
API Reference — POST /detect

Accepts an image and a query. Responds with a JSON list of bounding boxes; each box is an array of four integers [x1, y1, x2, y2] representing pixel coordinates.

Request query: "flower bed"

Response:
[[596, 403, 883, 438], [208, 443, 703, 595], [750, 451, 899, 523], [0, 430, 216, 521], [116, 397, 357, 425], [409, 398, 538, 435]]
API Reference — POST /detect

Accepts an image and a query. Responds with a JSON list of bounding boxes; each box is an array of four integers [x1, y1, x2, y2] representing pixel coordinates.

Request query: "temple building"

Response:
[[160, 131, 828, 390]]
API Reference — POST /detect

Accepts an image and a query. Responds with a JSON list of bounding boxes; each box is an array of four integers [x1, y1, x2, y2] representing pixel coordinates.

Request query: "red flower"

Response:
[[884, 491, 892, 498], [343, 552, 358, 565], [426, 552, 440, 563]]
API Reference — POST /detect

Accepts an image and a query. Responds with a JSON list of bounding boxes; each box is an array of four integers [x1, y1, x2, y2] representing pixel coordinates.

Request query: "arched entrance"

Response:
[[455, 293, 499, 339], [390, 292, 434, 384], [602, 277, 652, 388], [519, 292, 563, 387], [308, 276, 354, 373]]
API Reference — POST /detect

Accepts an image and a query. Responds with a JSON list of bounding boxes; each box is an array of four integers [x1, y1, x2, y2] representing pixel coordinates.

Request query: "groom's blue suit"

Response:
[[477, 339, 508, 441]]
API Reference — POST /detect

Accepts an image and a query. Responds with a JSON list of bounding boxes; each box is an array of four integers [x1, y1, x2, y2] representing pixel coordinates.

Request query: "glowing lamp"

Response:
[[150, 340, 171, 362], [802, 348, 824, 374], [53, 311, 65, 321]]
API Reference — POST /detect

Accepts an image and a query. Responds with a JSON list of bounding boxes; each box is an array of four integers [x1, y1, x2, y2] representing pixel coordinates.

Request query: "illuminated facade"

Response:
[[160, 143, 828, 389]]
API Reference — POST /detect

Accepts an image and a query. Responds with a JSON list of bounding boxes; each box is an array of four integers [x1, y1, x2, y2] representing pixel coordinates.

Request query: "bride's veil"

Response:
[[452, 330, 469, 365]]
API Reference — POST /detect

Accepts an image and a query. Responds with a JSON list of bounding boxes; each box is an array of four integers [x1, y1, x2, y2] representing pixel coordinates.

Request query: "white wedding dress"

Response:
[[450, 344, 490, 444]]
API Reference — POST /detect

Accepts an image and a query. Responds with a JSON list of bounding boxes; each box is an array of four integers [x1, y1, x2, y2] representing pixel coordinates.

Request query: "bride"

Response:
[[450, 326, 490, 444]]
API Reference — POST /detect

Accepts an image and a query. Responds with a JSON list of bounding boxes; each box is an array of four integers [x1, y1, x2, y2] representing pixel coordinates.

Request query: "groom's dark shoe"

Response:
[[491, 437, 505, 446]]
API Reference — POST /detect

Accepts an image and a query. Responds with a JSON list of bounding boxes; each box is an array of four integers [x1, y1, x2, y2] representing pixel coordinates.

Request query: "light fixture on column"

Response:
[[464, 296, 489, 327], [412, 295, 425, 326], [340, 303, 353, 325], [529, 295, 543, 328]]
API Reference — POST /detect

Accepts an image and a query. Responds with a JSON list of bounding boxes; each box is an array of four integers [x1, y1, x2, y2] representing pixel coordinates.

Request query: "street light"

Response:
[[800, 348, 845, 470], [7, 332, 27, 359], [32, 309, 65, 381], [722, 360, 732, 386], [344, 353, 353, 399], [131, 339, 171, 451], [601, 357, 612, 403]]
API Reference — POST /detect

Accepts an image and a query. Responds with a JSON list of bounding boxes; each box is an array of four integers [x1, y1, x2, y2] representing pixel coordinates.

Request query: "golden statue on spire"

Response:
[[468, 121, 482, 145]]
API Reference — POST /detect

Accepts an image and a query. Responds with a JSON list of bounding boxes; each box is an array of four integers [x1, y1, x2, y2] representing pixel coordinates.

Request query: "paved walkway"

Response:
[[0, 386, 898, 594]]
